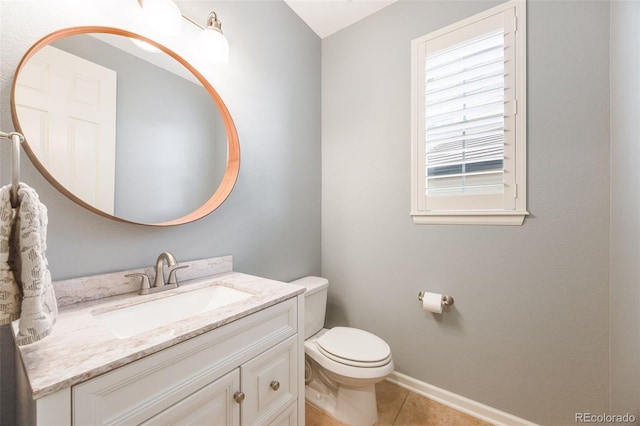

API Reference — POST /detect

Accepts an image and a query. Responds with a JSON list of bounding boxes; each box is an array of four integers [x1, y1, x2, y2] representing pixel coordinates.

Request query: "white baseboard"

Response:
[[386, 371, 539, 426]]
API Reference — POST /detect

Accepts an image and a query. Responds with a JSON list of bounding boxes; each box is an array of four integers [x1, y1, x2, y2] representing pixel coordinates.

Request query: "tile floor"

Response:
[[305, 380, 493, 426]]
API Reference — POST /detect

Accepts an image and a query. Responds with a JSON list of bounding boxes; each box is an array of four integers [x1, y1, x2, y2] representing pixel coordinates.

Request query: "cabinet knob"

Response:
[[233, 391, 245, 403], [270, 380, 280, 391]]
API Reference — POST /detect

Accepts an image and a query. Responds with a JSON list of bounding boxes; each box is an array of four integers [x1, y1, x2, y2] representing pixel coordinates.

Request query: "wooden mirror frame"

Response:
[[11, 26, 240, 226]]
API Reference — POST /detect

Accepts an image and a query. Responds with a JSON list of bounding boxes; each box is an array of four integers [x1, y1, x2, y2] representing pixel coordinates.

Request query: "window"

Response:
[[410, 0, 527, 225]]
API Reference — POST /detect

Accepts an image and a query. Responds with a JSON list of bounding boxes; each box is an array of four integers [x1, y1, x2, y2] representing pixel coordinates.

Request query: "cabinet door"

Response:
[[241, 335, 298, 425], [141, 369, 240, 426], [266, 402, 297, 426]]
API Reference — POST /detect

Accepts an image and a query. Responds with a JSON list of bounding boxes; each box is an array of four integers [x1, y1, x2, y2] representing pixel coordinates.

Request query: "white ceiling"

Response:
[[284, 0, 399, 39]]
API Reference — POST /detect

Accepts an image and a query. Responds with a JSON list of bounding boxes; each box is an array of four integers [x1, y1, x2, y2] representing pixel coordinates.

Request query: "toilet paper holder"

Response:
[[418, 291, 454, 307]]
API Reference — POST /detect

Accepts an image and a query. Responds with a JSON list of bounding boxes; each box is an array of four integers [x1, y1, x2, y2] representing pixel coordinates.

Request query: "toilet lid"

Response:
[[317, 327, 391, 367]]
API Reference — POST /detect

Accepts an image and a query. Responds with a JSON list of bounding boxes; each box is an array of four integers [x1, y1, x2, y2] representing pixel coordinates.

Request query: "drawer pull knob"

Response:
[[270, 380, 280, 391], [233, 391, 245, 403]]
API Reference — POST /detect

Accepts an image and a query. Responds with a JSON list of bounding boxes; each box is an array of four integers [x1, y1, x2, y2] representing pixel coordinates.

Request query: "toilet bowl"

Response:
[[290, 277, 394, 426]]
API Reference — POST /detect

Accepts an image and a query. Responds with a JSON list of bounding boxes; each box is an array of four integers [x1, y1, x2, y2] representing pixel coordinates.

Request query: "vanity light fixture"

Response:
[[200, 12, 230, 63], [130, 0, 182, 53], [138, 0, 182, 36], [183, 11, 229, 63]]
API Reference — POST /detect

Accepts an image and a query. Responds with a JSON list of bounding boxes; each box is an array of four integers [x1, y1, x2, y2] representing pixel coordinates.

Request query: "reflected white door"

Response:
[[15, 45, 117, 214]]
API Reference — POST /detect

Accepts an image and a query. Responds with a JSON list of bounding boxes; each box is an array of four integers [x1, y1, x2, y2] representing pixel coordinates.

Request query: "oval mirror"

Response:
[[10, 27, 239, 226]]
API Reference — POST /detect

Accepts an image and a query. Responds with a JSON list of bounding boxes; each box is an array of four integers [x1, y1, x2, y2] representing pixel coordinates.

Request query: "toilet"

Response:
[[291, 276, 394, 426]]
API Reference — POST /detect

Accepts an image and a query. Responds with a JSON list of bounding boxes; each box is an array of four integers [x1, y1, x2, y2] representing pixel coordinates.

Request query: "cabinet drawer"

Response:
[[73, 298, 297, 426], [241, 335, 298, 426]]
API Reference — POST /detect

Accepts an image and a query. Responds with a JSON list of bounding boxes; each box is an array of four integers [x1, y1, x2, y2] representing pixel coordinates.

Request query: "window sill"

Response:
[[410, 210, 529, 226]]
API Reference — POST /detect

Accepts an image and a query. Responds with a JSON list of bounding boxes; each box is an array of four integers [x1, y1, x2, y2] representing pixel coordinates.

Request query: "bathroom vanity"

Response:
[[14, 256, 305, 426]]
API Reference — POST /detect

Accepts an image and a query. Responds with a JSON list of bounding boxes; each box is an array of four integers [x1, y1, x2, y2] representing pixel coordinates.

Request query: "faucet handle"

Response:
[[126, 273, 151, 294], [167, 265, 189, 286]]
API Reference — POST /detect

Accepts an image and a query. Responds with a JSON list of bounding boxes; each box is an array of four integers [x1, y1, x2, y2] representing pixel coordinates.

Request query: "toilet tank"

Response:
[[290, 276, 328, 339]]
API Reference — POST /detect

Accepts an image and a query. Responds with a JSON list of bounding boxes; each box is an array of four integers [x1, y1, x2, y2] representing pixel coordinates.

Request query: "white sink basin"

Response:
[[93, 284, 253, 338]]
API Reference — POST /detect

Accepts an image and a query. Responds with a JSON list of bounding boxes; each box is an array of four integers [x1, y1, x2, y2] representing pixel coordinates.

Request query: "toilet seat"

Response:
[[316, 327, 391, 368], [305, 328, 394, 383]]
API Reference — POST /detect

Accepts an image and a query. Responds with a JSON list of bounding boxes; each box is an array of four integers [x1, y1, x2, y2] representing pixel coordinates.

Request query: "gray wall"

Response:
[[610, 0, 640, 419], [0, 1, 320, 424], [321, 1, 610, 424]]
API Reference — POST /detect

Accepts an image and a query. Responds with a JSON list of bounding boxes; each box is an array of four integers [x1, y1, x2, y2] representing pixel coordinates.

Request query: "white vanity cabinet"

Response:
[[139, 335, 298, 426], [19, 296, 304, 426]]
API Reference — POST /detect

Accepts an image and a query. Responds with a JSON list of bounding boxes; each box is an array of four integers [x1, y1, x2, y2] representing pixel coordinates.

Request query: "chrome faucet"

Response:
[[126, 252, 189, 295]]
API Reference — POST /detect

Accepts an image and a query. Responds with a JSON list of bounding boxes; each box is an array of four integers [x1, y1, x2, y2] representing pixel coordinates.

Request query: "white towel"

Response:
[[0, 185, 21, 325], [0, 184, 57, 345]]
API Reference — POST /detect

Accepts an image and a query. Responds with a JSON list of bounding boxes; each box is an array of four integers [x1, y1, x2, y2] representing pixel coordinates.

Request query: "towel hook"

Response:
[[0, 131, 25, 208]]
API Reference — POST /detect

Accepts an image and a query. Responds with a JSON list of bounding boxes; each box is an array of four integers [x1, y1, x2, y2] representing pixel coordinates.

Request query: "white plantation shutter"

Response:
[[411, 0, 527, 225], [425, 30, 505, 197]]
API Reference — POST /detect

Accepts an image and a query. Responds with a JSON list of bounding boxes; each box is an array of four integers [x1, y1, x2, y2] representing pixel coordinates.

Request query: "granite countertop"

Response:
[[15, 270, 304, 400]]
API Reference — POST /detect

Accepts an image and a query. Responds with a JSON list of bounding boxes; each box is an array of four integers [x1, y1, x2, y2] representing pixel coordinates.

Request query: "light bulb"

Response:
[[200, 28, 229, 63], [140, 0, 182, 36]]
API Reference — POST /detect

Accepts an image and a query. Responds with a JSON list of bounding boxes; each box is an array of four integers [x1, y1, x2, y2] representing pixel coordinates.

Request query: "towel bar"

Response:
[[0, 131, 25, 208]]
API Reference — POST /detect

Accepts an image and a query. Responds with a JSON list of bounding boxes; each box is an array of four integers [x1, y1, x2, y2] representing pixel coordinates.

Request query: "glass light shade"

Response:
[[200, 29, 229, 63], [141, 0, 182, 36]]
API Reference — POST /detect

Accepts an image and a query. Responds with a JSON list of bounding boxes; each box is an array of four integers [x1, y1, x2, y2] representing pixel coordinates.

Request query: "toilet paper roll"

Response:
[[421, 292, 443, 314]]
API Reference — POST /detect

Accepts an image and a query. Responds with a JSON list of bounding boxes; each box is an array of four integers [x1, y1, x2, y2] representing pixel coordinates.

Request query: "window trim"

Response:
[[410, 0, 528, 226]]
